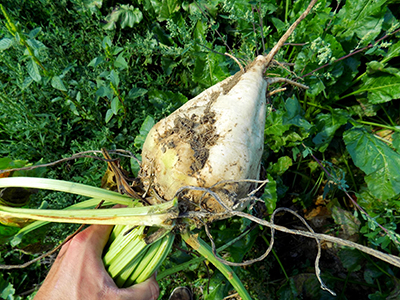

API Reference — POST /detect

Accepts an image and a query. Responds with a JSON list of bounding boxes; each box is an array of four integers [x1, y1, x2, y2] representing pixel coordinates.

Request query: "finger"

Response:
[[120, 273, 160, 300]]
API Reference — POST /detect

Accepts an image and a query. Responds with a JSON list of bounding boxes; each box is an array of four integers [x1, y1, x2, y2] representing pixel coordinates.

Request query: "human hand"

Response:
[[34, 225, 159, 300]]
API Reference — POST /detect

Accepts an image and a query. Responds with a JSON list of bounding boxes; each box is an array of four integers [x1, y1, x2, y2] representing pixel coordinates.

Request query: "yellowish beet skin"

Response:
[[140, 56, 269, 209]]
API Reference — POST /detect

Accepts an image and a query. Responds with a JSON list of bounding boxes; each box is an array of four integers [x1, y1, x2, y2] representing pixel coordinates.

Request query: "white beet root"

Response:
[[140, 56, 269, 212]]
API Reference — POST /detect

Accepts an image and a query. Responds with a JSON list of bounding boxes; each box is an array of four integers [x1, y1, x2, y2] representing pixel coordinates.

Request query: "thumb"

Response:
[[121, 273, 160, 300]]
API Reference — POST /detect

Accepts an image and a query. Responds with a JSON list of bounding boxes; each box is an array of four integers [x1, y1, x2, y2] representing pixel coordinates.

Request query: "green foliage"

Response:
[[344, 127, 400, 200], [1, 0, 400, 298]]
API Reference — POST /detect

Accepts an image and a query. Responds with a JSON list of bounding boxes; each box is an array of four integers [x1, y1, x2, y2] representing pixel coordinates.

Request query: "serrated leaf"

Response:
[[344, 127, 400, 200], [51, 75, 67, 91], [0, 38, 13, 51], [26, 39, 47, 52], [26, 59, 41, 82]]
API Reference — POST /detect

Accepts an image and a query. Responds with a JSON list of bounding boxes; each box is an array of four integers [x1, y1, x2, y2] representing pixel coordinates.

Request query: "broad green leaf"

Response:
[[109, 70, 120, 88], [127, 87, 148, 99], [0, 273, 15, 300], [192, 50, 229, 88], [0, 224, 19, 243], [384, 41, 400, 63], [344, 127, 400, 200], [114, 52, 128, 70], [75, 0, 102, 14], [332, 0, 387, 44], [88, 56, 104, 67], [265, 97, 311, 152], [51, 75, 67, 91], [338, 248, 363, 272], [348, 65, 400, 104], [96, 85, 113, 100], [277, 278, 299, 299], [110, 97, 120, 114], [271, 17, 286, 35], [313, 109, 350, 152], [112, 47, 123, 56], [262, 174, 277, 215], [134, 115, 155, 149], [393, 132, 400, 153], [28, 27, 41, 39], [204, 271, 231, 300], [150, 0, 181, 22], [119, 6, 143, 28], [148, 89, 187, 111], [362, 72, 400, 104], [268, 156, 293, 176], [283, 97, 312, 132], [21, 76, 33, 90], [105, 108, 113, 123], [102, 36, 112, 49], [26, 59, 41, 82], [0, 38, 13, 50], [26, 38, 47, 51], [331, 206, 361, 238], [265, 109, 291, 138], [103, 5, 142, 30]]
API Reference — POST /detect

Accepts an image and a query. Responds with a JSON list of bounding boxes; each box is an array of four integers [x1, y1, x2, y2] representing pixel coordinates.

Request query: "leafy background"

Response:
[[1, 0, 400, 299]]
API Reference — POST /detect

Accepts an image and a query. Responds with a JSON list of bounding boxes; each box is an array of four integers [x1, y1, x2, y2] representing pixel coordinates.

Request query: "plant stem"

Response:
[[0, 177, 133, 204], [285, 0, 289, 23], [158, 226, 255, 280], [261, 234, 289, 280], [181, 231, 252, 300], [357, 120, 399, 132]]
